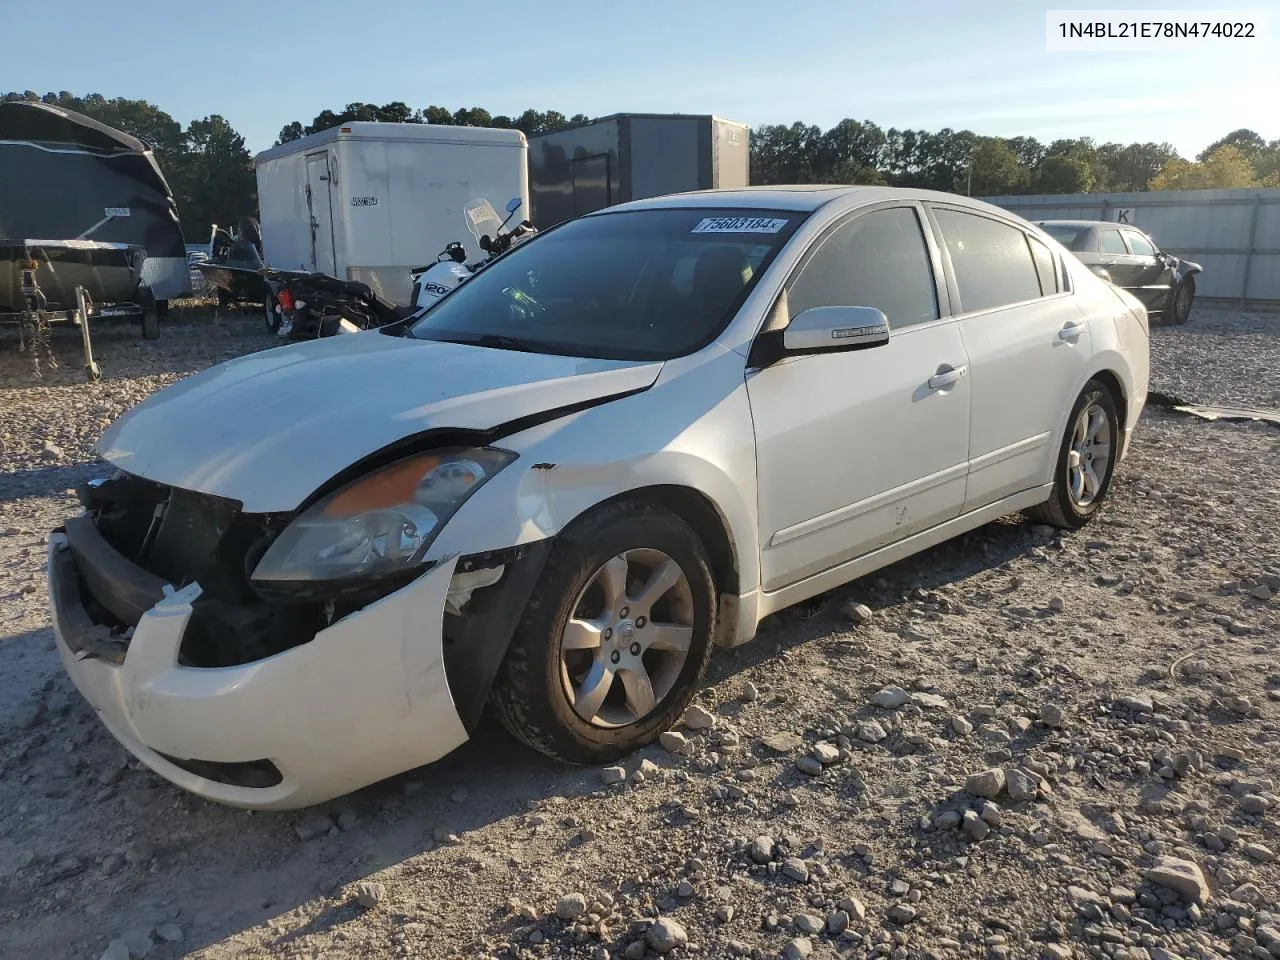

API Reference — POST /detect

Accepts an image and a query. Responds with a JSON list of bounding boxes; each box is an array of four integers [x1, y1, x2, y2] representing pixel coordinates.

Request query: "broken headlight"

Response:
[[251, 447, 515, 583]]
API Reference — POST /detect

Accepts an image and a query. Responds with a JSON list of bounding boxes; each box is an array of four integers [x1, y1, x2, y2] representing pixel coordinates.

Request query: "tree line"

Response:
[[5, 91, 1278, 244], [276, 102, 593, 143], [749, 120, 1280, 194]]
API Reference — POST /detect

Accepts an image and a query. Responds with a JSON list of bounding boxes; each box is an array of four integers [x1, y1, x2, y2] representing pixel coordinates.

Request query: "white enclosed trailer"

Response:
[[254, 122, 529, 304]]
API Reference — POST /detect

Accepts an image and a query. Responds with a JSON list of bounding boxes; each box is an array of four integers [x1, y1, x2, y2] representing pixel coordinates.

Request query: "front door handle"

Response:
[[927, 364, 968, 391], [1059, 319, 1087, 341]]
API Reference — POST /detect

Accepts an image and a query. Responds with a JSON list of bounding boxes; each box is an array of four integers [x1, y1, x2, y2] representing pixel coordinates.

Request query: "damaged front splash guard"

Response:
[[441, 540, 554, 732]]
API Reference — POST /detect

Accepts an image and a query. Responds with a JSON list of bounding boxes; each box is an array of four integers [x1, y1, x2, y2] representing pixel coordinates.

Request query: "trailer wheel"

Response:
[[262, 291, 280, 333], [142, 310, 160, 340]]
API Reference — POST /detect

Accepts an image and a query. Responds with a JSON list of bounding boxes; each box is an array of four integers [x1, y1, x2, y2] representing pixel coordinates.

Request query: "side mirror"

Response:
[[448, 243, 467, 263], [1089, 265, 1113, 283], [505, 197, 522, 214], [479, 234, 492, 252], [782, 305, 890, 354]]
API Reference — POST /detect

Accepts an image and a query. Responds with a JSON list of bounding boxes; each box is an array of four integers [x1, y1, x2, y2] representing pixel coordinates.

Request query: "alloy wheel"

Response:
[[559, 548, 695, 728], [1066, 403, 1113, 508]]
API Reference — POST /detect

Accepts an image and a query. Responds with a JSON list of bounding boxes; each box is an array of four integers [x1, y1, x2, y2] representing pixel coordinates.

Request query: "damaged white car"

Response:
[[48, 187, 1150, 809]]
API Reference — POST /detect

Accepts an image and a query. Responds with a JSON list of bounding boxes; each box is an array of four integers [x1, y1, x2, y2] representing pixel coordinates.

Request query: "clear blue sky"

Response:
[[3, 0, 1275, 158]]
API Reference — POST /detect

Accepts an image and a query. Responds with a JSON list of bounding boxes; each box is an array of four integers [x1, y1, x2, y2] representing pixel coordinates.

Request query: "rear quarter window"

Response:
[[1028, 235, 1060, 295], [1040, 224, 1089, 251]]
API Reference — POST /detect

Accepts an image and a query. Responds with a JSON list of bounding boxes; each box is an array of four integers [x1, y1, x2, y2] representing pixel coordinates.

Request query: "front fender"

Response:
[[1172, 258, 1202, 284], [425, 344, 762, 601]]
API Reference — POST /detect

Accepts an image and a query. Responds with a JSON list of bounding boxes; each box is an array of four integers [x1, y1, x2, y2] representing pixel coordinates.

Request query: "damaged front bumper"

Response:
[[47, 531, 471, 810]]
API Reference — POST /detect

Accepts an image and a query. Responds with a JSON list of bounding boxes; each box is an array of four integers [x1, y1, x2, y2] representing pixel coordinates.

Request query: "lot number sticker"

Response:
[[691, 217, 789, 234], [351, 196, 379, 206]]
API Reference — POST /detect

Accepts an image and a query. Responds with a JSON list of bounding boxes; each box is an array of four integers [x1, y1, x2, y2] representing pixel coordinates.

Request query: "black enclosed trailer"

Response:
[[527, 114, 749, 229], [0, 100, 189, 322]]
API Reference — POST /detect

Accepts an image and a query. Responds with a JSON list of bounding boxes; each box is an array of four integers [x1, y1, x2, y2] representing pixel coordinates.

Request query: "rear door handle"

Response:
[[1059, 319, 1087, 341], [927, 365, 968, 390]]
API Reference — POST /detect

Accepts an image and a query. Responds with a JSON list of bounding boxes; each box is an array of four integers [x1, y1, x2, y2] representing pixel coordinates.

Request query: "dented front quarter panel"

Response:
[[426, 343, 762, 611]]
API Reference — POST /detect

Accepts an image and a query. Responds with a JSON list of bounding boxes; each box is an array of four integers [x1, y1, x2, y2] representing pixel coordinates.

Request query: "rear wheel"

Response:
[[491, 501, 717, 765], [1166, 278, 1194, 326], [1026, 380, 1119, 529]]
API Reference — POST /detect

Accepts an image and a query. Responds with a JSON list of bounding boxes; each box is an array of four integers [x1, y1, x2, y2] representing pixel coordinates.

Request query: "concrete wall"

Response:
[[982, 188, 1280, 307]]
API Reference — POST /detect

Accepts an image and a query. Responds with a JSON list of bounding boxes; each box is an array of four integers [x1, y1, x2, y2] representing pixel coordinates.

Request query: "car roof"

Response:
[[1037, 219, 1142, 231], [597, 185, 1026, 216]]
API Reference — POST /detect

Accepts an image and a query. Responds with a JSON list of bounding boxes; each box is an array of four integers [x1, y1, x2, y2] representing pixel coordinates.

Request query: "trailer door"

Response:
[[571, 154, 611, 217], [305, 152, 336, 275]]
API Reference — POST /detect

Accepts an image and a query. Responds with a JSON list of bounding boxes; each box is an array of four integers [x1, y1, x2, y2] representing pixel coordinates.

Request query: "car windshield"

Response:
[[409, 208, 805, 360], [1039, 224, 1090, 251]]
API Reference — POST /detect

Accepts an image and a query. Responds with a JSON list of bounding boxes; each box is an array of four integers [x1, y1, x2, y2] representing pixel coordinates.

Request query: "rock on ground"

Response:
[[355, 881, 386, 909], [1144, 856, 1212, 904], [645, 917, 688, 954], [966, 767, 1006, 799]]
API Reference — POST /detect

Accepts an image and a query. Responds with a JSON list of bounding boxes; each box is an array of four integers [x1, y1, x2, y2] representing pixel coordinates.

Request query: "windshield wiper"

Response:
[[432, 333, 549, 353]]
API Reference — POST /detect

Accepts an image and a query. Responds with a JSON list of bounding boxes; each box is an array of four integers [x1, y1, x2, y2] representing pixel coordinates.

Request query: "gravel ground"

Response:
[[1149, 308, 1280, 408], [1, 306, 1278, 960]]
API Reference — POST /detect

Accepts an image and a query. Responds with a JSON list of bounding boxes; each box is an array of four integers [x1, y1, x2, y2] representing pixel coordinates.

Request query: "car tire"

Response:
[[1166, 278, 1194, 326], [491, 500, 717, 766], [1025, 379, 1120, 530]]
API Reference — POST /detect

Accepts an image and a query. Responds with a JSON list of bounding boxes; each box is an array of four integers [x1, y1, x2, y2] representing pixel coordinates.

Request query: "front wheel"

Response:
[[1166, 278, 1194, 326], [1025, 380, 1119, 530], [491, 501, 717, 766]]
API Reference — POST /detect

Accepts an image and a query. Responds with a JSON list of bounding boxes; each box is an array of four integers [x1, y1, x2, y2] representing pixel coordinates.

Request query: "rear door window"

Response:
[[1123, 231, 1157, 256], [1100, 230, 1128, 255], [933, 208, 1042, 314]]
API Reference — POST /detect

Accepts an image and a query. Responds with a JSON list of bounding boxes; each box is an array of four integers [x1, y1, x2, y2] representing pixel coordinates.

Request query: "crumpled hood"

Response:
[[98, 333, 662, 512]]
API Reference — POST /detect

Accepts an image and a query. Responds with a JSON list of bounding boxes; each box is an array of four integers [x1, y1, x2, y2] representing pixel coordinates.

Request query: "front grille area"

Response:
[[76, 472, 328, 668]]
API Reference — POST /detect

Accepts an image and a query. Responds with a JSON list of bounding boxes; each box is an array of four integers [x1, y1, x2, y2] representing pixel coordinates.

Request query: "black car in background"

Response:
[[1037, 220, 1202, 325]]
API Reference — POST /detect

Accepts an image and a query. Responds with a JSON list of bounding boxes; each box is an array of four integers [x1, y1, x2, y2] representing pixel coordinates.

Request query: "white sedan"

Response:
[[48, 186, 1150, 809]]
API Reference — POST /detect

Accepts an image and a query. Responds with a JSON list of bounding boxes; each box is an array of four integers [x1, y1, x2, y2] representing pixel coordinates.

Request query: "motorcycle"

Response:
[[409, 196, 536, 311], [262, 268, 413, 340]]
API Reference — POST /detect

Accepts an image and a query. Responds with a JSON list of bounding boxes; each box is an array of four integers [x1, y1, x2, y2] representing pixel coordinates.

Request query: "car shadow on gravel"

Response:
[[0, 464, 101, 503], [701, 513, 1049, 690]]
